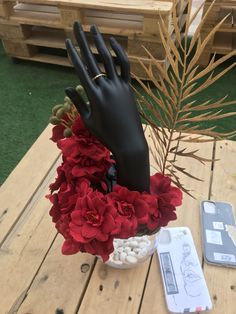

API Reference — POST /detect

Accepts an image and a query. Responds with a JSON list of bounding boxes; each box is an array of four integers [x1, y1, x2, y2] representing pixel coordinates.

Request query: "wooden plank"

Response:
[[218, 6, 233, 28], [59, 5, 83, 27], [140, 138, 214, 313], [6, 0, 173, 15], [233, 32, 236, 49], [204, 140, 236, 314], [78, 258, 151, 313], [143, 13, 170, 36], [10, 10, 61, 28], [0, 125, 60, 244], [83, 12, 143, 31], [213, 32, 233, 54], [212, 28, 236, 33], [128, 37, 165, 59], [2, 39, 38, 56], [0, 22, 31, 39], [9, 52, 71, 66], [201, 3, 221, 28], [198, 1, 236, 60], [0, 1, 14, 18], [17, 237, 96, 313], [0, 160, 59, 312], [24, 27, 66, 48], [14, 2, 59, 13], [233, 8, 236, 28]]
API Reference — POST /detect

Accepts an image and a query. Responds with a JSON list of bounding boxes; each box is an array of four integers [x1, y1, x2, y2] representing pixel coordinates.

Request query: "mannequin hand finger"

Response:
[[66, 39, 97, 97], [110, 36, 131, 83], [65, 87, 90, 119], [74, 21, 101, 78], [91, 24, 117, 79]]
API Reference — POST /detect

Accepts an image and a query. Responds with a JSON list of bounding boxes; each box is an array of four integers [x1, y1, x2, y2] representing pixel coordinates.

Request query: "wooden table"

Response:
[[0, 125, 235, 314]]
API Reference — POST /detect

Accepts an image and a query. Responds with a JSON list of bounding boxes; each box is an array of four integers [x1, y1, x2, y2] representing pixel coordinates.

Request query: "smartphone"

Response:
[[200, 201, 236, 268], [156, 227, 212, 313]]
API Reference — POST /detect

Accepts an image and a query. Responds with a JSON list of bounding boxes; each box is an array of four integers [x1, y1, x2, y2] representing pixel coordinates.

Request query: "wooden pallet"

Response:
[[198, 0, 236, 66], [0, 0, 188, 79]]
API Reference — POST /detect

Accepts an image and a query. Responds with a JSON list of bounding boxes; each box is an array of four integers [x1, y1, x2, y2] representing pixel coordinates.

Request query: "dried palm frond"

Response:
[[133, 0, 236, 196]]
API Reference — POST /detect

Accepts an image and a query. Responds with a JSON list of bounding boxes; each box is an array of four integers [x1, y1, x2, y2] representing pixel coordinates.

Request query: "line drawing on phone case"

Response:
[[180, 243, 203, 297]]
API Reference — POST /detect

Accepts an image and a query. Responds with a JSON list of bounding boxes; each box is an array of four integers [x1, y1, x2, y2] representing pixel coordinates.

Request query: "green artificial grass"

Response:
[[0, 42, 78, 185], [0, 41, 236, 185]]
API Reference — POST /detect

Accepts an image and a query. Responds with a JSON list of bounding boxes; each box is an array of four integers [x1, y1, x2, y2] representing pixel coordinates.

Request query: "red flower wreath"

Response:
[[47, 115, 183, 262]]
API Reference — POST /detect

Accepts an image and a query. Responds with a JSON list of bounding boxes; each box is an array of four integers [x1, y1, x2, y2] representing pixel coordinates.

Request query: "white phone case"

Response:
[[156, 227, 212, 314]]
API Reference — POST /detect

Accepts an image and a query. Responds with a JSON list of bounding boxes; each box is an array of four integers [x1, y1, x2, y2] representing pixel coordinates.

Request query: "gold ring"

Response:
[[92, 73, 106, 81]]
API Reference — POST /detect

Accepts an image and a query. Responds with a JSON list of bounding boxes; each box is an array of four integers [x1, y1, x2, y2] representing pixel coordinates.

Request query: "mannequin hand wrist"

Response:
[[114, 143, 150, 192]]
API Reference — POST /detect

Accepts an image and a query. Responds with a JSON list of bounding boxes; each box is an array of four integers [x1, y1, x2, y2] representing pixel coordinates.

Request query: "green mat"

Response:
[[0, 42, 235, 185]]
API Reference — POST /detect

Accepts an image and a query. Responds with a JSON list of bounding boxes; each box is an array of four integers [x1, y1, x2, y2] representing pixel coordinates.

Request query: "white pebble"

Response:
[[124, 247, 131, 253], [139, 241, 147, 248], [126, 255, 138, 264], [117, 247, 124, 253], [137, 255, 148, 262], [128, 251, 136, 256], [109, 255, 114, 261], [138, 248, 148, 257], [142, 247, 148, 254], [113, 253, 120, 261], [120, 252, 127, 262], [113, 260, 123, 265], [129, 241, 138, 248], [116, 239, 123, 246], [133, 248, 141, 253]]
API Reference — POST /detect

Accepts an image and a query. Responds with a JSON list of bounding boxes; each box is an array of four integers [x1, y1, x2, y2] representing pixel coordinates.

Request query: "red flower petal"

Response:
[[61, 238, 81, 255], [82, 224, 98, 238]]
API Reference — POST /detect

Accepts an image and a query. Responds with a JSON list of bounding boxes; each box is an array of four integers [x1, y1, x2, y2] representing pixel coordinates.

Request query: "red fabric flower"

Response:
[[48, 177, 92, 227], [81, 237, 114, 262], [150, 173, 183, 206], [71, 154, 112, 180], [158, 201, 177, 227], [68, 116, 113, 162], [71, 116, 89, 137], [69, 191, 120, 243], [50, 113, 71, 143], [56, 117, 114, 182], [47, 193, 61, 223], [109, 185, 152, 238], [150, 173, 182, 226], [56, 214, 71, 238], [141, 194, 160, 231], [62, 237, 82, 255], [50, 124, 66, 143], [49, 165, 65, 192]]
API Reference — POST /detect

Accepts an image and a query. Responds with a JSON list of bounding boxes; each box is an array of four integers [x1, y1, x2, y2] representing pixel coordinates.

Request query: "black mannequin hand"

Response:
[[65, 22, 150, 192]]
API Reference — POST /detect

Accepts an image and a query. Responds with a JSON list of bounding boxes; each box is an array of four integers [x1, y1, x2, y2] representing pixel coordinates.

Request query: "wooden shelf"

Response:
[[0, 0, 188, 78], [14, 52, 71, 66], [199, 0, 236, 65], [25, 27, 66, 48], [212, 31, 236, 54]]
